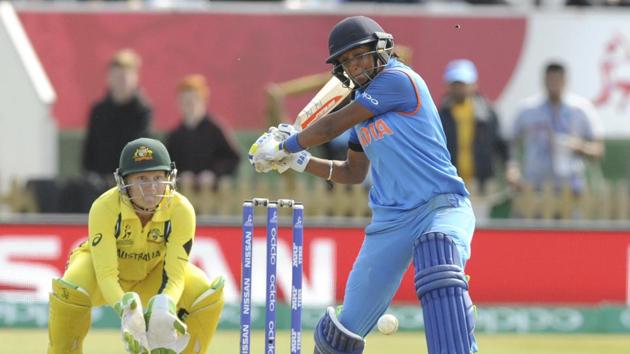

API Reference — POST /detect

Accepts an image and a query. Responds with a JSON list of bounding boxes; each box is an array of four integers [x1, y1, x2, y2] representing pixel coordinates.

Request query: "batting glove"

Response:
[[277, 150, 311, 174], [248, 132, 289, 173], [144, 294, 189, 354], [248, 132, 274, 172], [268, 123, 298, 141], [114, 292, 150, 354]]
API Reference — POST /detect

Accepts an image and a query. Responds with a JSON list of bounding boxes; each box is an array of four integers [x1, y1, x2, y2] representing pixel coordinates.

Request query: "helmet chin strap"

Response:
[[128, 184, 174, 215], [351, 49, 390, 89], [118, 179, 176, 216], [362, 68, 378, 84], [352, 63, 381, 88]]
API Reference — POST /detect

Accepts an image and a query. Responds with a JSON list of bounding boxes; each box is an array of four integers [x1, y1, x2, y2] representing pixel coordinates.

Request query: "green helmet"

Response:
[[117, 138, 173, 177]]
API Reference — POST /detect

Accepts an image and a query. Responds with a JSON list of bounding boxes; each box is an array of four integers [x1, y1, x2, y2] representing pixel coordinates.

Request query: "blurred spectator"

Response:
[[538, 0, 630, 6], [165, 74, 240, 189], [339, 0, 509, 3], [565, 0, 592, 6], [604, 0, 630, 5], [439, 59, 507, 195], [82, 48, 152, 180], [343, 0, 424, 3], [506, 62, 604, 194], [465, 0, 508, 3]]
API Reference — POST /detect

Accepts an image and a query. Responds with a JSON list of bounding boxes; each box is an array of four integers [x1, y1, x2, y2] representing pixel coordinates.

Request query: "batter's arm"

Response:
[[305, 148, 369, 185], [295, 101, 373, 150]]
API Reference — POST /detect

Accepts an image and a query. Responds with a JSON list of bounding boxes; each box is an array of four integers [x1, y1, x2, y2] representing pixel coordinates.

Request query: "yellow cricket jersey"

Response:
[[78, 187, 196, 307], [451, 98, 476, 184]]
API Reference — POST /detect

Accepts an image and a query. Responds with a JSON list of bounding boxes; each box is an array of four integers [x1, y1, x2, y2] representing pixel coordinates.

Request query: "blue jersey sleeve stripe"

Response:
[[387, 69, 422, 116]]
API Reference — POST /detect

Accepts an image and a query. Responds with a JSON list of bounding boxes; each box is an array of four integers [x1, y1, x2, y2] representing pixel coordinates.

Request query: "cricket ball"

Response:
[[377, 313, 399, 335]]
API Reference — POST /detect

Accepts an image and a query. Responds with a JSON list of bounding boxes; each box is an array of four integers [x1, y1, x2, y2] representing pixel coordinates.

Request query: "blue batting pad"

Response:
[[314, 307, 365, 354], [413, 232, 477, 354]]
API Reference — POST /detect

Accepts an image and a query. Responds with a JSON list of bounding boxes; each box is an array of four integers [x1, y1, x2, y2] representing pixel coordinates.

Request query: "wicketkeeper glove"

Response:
[[144, 294, 190, 354], [114, 292, 150, 354]]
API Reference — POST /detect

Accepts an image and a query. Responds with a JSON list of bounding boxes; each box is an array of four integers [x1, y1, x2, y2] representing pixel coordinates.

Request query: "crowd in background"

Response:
[[6, 0, 623, 219], [34, 49, 241, 213], [56, 46, 602, 219], [82, 50, 240, 189]]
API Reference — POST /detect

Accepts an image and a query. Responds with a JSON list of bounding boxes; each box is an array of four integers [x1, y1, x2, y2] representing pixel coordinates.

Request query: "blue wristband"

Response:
[[281, 134, 305, 153]]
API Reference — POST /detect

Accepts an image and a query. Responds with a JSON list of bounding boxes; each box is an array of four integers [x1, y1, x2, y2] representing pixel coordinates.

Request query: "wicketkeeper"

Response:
[[47, 138, 224, 354]]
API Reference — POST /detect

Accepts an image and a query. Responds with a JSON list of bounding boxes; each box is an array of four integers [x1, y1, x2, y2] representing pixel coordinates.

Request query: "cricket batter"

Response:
[[47, 138, 224, 354], [250, 16, 477, 354]]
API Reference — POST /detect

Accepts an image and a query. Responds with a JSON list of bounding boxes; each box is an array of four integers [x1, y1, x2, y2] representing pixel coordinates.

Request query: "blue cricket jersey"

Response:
[[350, 58, 468, 227]]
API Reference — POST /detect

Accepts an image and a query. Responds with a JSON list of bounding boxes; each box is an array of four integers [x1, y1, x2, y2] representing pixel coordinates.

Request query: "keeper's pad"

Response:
[[413, 232, 477, 354], [47, 279, 92, 354], [314, 307, 365, 354], [181, 276, 225, 354]]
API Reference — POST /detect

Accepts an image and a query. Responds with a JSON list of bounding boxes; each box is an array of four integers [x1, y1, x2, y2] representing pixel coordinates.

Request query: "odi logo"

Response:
[[294, 216, 303, 229], [244, 214, 254, 227], [270, 210, 278, 224]]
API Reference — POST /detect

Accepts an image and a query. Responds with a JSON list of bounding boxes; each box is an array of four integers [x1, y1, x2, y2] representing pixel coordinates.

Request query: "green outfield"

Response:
[[4, 329, 629, 354]]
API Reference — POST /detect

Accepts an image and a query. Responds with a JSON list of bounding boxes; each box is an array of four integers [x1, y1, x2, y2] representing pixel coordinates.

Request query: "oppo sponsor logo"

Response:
[[384, 306, 624, 333], [477, 308, 584, 332], [267, 274, 276, 311], [361, 92, 379, 105], [266, 321, 276, 354], [383, 307, 586, 333], [269, 227, 277, 265]]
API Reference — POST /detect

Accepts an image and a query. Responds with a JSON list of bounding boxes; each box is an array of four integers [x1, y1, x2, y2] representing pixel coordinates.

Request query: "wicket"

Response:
[[240, 198, 304, 354]]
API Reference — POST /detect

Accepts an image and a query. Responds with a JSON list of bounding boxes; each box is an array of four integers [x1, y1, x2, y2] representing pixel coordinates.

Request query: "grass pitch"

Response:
[[4, 329, 629, 354]]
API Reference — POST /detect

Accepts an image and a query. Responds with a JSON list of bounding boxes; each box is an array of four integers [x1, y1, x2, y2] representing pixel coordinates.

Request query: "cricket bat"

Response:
[[294, 76, 353, 131]]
